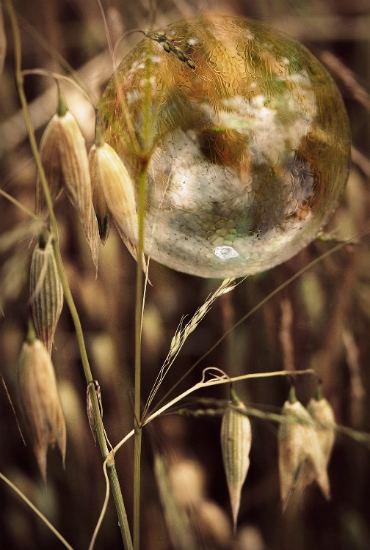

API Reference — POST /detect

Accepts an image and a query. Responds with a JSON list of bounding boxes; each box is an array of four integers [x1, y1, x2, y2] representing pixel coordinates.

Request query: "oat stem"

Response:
[[132, 39, 154, 548], [5, 1, 132, 548], [133, 165, 147, 550]]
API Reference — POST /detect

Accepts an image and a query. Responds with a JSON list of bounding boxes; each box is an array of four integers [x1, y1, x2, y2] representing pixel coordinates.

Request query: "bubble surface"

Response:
[[99, 14, 350, 278]]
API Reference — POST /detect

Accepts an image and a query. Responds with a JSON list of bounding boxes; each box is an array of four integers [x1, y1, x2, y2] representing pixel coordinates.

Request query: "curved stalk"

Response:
[[5, 1, 132, 548]]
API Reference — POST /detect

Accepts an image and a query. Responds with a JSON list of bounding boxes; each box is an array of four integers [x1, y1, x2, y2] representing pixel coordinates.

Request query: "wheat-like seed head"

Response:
[[18, 336, 66, 480], [221, 393, 252, 530], [30, 236, 63, 354]]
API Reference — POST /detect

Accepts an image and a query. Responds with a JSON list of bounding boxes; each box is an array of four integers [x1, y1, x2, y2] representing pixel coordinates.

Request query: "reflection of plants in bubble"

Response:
[[100, 14, 350, 278]]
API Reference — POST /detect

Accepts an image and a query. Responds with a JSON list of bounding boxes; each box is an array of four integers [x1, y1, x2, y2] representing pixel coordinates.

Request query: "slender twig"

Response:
[[133, 165, 147, 550], [5, 2, 132, 548], [0, 188, 40, 220], [21, 69, 94, 105], [0, 472, 74, 550], [88, 459, 110, 550]]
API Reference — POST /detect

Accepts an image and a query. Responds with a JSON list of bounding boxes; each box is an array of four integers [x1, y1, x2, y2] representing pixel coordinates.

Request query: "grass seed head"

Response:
[[39, 107, 100, 270], [18, 335, 66, 480], [88, 141, 146, 270], [278, 398, 330, 510], [30, 235, 63, 354], [221, 391, 252, 530]]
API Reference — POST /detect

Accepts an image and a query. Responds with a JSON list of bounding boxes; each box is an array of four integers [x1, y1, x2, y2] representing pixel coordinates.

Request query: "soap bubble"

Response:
[[99, 14, 350, 278]]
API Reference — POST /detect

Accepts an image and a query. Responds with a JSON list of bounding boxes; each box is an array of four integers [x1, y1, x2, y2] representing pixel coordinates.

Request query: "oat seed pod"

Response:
[[30, 235, 63, 354], [221, 391, 252, 530], [307, 394, 336, 468], [278, 395, 330, 510], [88, 141, 145, 269], [18, 332, 66, 480], [38, 100, 99, 270], [88, 143, 111, 243]]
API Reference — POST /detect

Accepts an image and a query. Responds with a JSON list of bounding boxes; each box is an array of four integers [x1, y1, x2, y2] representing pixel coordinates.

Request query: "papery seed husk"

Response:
[[278, 400, 330, 509], [89, 144, 111, 243], [307, 397, 336, 467], [221, 396, 252, 530], [88, 142, 146, 270], [18, 339, 66, 480], [39, 111, 100, 270], [30, 238, 63, 354], [37, 115, 64, 215]]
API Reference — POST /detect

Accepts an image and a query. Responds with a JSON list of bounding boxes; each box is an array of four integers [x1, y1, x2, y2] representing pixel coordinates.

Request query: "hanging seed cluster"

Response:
[[19, 91, 146, 477], [37, 100, 100, 271], [37, 93, 144, 271], [220, 389, 336, 527], [30, 235, 63, 354]]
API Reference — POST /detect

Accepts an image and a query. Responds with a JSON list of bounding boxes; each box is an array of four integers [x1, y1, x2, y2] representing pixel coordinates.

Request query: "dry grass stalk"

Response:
[[18, 335, 66, 480], [278, 394, 330, 510], [0, 6, 6, 79], [30, 236, 63, 353], [321, 51, 370, 113], [88, 141, 145, 269], [221, 391, 252, 530], [38, 104, 99, 270]]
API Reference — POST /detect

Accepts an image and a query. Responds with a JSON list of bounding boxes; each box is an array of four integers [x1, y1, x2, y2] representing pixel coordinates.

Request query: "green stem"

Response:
[[5, 2, 132, 548], [132, 37, 153, 549], [133, 167, 147, 550]]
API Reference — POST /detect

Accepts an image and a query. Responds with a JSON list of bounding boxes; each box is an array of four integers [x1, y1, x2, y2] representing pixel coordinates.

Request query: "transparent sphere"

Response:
[[99, 14, 350, 278]]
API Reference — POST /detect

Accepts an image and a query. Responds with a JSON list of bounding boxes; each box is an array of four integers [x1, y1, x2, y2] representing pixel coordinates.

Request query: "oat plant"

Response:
[[1, 2, 370, 550]]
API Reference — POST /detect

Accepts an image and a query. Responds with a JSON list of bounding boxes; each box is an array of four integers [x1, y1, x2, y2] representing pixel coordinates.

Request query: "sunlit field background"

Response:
[[1, 0, 370, 549]]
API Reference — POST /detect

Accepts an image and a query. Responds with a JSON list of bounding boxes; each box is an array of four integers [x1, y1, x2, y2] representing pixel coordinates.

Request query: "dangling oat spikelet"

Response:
[[278, 394, 330, 510], [221, 390, 252, 530], [18, 331, 66, 480], [38, 102, 99, 270], [88, 141, 146, 269], [307, 394, 336, 468], [30, 235, 63, 353]]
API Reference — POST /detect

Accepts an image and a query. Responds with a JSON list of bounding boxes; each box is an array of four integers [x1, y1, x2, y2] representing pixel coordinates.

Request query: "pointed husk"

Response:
[[307, 396, 336, 468], [18, 338, 66, 480], [30, 236, 63, 353], [38, 110, 100, 270], [278, 399, 330, 510], [221, 393, 252, 530], [88, 144, 111, 243], [88, 142, 146, 269]]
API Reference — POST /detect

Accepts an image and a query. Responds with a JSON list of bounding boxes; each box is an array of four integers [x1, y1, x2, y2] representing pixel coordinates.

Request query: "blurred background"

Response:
[[1, 0, 370, 549]]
